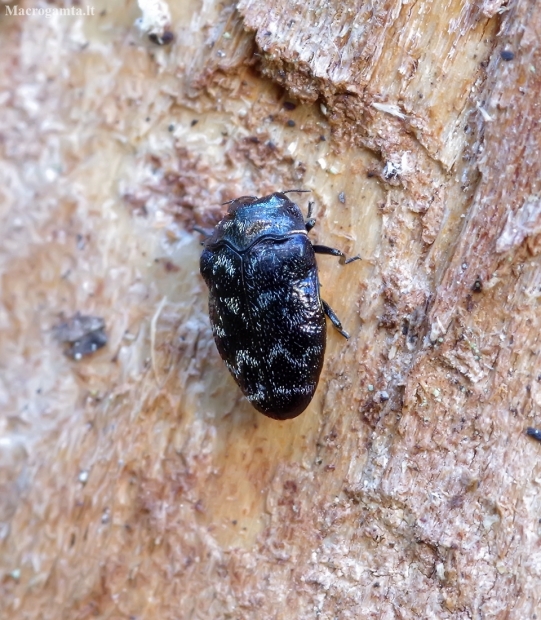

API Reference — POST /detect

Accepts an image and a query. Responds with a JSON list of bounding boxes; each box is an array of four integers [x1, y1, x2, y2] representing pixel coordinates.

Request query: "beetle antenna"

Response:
[[193, 225, 213, 244], [282, 189, 311, 194]]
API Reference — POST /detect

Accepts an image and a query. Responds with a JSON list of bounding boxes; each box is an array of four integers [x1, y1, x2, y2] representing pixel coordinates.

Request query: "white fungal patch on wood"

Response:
[[135, 0, 171, 38], [496, 196, 541, 252], [372, 101, 406, 119]]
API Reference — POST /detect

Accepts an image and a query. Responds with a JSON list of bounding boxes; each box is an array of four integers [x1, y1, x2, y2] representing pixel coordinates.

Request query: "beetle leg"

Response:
[[305, 202, 316, 232], [313, 245, 361, 265], [322, 300, 350, 339]]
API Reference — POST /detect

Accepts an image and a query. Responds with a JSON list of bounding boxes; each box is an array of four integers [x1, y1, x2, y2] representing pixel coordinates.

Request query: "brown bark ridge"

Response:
[[0, 0, 540, 617]]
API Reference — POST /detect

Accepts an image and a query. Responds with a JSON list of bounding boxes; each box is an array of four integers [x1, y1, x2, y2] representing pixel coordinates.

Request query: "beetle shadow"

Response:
[[196, 369, 262, 431]]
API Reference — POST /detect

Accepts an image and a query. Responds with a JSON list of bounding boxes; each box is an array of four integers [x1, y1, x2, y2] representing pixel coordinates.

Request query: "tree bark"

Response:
[[1, 0, 540, 618]]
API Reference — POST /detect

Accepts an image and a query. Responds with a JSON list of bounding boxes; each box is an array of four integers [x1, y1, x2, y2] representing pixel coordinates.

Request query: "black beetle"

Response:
[[199, 191, 359, 420]]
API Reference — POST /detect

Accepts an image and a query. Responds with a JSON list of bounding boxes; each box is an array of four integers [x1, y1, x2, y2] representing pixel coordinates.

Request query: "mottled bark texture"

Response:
[[1, 0, 540, 618]]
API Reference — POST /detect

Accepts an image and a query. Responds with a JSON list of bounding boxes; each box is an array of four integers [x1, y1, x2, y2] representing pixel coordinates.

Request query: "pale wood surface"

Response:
[[0, 0, 540, 618]]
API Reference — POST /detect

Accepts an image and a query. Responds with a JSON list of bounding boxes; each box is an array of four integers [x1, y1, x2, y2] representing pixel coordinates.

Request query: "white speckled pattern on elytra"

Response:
[[200, 193, 333, 419]]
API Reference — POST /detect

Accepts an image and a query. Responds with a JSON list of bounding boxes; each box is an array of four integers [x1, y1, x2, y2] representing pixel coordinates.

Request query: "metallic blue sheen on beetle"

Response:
[[199, 191, 359, 420]]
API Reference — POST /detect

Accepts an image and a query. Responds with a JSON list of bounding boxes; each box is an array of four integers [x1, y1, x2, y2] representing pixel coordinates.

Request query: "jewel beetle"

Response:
[[199, 191, 360, 420]]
